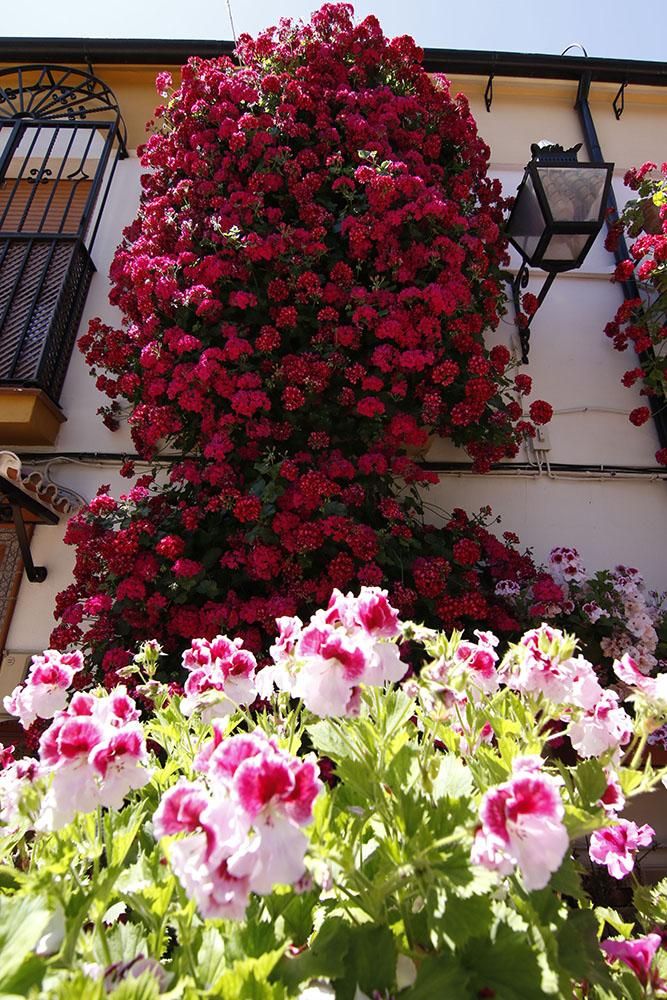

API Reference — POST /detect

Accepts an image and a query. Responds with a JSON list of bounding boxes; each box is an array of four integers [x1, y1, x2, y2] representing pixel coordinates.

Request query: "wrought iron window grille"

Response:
[[0, 65, 127, 405]]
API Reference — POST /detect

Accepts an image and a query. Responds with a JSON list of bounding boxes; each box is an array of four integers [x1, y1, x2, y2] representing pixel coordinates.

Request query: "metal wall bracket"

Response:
[[484, 74, 494, 112], [511, 262, 557, 363], [11, 506, 47, 583], [613, 80, 627, 120], [0, 473, 58, 583]]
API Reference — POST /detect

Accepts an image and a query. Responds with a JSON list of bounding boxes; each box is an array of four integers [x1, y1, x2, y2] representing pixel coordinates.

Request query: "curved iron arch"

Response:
[[0, 64, 127, 157]]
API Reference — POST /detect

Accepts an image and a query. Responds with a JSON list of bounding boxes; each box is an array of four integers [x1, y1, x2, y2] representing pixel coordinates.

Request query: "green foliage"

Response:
[[0, 894, 51, 995], [106, 973, 161, 1000], [633, 876, 667, 929], [556, 911, 614, 990], [1, 618, 665, 999]]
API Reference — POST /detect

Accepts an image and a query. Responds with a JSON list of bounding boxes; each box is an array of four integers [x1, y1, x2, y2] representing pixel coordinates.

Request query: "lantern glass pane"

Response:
[[508, 173, 545, 259], [541, 233, 591, 264], [537, 166, 608, 223]]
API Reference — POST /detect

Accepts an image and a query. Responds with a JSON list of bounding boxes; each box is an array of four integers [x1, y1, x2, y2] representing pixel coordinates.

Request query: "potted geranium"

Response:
[[1, 587, 667, 997], [494, 546, 667, 767]]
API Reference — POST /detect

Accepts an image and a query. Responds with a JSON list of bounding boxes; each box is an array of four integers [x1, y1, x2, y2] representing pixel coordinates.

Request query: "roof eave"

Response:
[[0, 38, 666, 87]]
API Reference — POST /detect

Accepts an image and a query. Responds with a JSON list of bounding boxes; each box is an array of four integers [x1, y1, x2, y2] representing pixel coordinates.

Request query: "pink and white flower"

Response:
[[456, 719, 495, 756], [180, 635, 258, 721], [598, 767, 625, 815], [3, 650, 84, 728], [568, 691, 633, 758], [472, 756, 569, 891], [293, 621, 368, 716], [451, 636, 500, 700], [495, 580, 520, 599], [155, 728, 322, 920], [549, 546, 586, 584], [154, 780, 253, 919], [263, 588, 405, 716], [614, 653, 667, 704], [153, 779, 210, 838], [0, 742, 15, 769], [502, 625, 603, 710], [168, 834, 251, 921], [0, 757, 40, 833], [589, 818, 654, 879], [37, 685, 151, 829], [89, 725, 151, 809], [324, 586, 400, 639]]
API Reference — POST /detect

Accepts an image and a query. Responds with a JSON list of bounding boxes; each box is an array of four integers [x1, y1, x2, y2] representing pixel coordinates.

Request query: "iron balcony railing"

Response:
[[0, 65, 127, 405]]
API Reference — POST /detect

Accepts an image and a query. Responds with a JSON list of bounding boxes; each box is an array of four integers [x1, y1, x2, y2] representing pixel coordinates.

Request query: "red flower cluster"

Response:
[[54, 470, 536, 679], [79, 4, 539, 470], [55, 5, 541, 675], [605, 161, 667, 464]]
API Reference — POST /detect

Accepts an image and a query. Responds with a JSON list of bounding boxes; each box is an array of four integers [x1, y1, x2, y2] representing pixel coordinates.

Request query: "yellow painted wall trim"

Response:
[[0, 388, 66, 446]]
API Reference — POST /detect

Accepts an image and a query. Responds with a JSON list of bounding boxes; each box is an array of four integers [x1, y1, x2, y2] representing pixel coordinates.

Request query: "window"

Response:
[[0, 65, 127, 406]]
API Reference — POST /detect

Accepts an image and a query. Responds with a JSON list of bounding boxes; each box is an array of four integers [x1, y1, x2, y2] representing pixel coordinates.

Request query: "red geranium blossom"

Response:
[[55, 5, 542, 675]]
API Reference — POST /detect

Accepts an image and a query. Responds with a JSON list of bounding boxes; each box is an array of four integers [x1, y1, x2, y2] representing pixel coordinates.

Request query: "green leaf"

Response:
[[224, 899, 284, 961], [93, 921, 148, 968], [619, 765, 647, 797], [273, 917, 350, 990], [115, 854, 154, 896], [633, 877, 667, 929], [0, 867, 22, 891], [0, 954, 46, 996], [595, 906, 636, 938], [381, 687, 414, 740], [212, 949, 286, 1000], [403, 954, 468, 997], [564, 804, 603, 839], [265, 888, 319, 947], [431, 753, 473, 801], [21, 970, 105, 1000], [307, 720, 358, 764], [429, 888, 493, 948], [548, 855, 587, 901], [196, 926, 227, 990], [321, 501, 348, 516], [277, 919, 395, 1000], [0, 894, 51, 993], [201, 547, 223, 570], [461, 923, 553, 999], [196, 579, 220, 599], [336, 924, 396, 1000], [106, 802, 146, 868], [591, 967, 646, 1000], [556, 910, 614, 988], [385, 743, 420, 796], [213, 971, 286, 1000], [107, 971, 161, 1000], [572, 759, 607, 809]]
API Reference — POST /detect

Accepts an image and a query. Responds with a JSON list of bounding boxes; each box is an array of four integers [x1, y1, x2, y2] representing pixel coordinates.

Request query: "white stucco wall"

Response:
[[426, 172, 667, 590]]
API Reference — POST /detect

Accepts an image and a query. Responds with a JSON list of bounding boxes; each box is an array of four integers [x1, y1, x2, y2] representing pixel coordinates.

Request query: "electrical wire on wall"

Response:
[[225, 0, 237, 46]]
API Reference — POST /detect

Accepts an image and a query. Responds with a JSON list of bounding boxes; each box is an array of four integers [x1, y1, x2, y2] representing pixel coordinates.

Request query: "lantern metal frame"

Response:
[[506, 141, 614, 362]]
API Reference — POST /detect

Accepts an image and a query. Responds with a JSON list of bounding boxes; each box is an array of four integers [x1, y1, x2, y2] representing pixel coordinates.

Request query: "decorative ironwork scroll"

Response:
[[0, 64, 127, 156]]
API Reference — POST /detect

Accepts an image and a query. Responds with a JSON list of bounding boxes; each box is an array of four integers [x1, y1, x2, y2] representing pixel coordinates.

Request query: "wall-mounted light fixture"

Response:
[[506, 141, 614, 362]]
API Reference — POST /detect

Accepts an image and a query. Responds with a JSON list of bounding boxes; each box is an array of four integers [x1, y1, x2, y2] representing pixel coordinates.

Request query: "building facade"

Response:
[[0, 31, 665, 872], [1, 41, 665, 660]]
